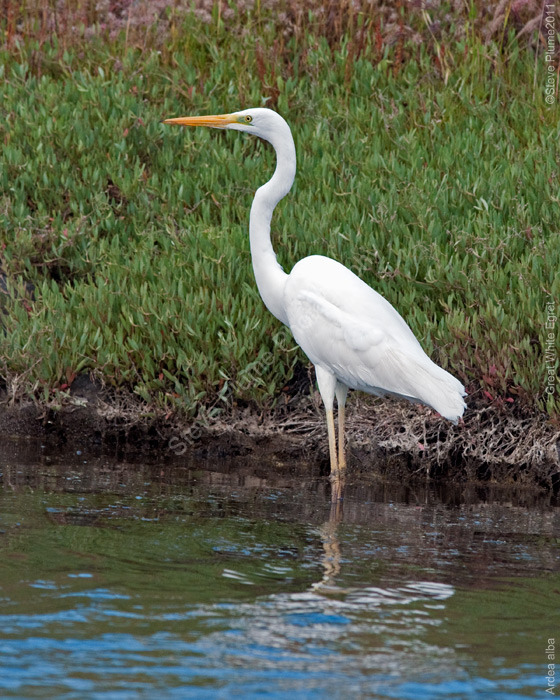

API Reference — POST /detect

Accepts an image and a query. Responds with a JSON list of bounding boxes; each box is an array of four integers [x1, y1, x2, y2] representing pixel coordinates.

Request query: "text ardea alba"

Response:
[[163, 108, 466, 498]]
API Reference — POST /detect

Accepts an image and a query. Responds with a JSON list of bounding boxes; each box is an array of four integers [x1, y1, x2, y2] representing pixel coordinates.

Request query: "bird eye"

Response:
[[244, 115, 253, 123]]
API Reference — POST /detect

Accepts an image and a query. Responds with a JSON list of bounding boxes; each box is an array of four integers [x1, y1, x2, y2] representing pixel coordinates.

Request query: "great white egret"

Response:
[[163, 108, 466, 498]]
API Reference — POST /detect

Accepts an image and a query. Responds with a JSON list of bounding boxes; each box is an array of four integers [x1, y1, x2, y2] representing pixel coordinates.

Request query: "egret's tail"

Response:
[[379, 348, 467, 423], [415, 360, 466, 423]]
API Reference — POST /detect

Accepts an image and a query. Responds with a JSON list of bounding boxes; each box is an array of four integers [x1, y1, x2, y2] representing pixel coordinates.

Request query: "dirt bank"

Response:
[[1, 375, 558, 492]]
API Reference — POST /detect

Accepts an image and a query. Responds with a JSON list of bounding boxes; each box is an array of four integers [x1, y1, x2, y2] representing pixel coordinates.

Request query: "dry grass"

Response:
[[1, 382, 557, 486], [2, 0, 554, 56], [276, 394, 560, 481]]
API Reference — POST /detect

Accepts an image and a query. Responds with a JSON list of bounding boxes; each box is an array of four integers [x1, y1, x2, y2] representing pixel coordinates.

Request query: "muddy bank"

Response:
[[1, 375, 558, 492]]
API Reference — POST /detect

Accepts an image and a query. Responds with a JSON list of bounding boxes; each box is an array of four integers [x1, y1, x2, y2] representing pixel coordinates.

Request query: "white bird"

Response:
[[163, 108, 466, 499]]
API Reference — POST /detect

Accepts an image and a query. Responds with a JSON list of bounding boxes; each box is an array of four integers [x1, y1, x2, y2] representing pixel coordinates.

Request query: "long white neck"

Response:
[[249, 124, 296, 327]]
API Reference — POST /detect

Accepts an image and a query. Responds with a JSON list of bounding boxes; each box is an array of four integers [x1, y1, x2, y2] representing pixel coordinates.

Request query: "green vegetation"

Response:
[[0, 2, 558, 421]]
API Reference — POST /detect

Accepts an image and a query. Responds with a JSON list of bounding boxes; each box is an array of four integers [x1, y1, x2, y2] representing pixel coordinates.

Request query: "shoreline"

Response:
[[2, 378, 558, 492]]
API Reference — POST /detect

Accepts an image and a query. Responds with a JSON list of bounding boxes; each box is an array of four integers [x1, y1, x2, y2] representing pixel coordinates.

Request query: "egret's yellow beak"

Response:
[[162, 113, 236, 129]]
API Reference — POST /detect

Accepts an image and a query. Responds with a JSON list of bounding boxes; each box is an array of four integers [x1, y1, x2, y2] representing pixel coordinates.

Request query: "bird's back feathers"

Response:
[[285, 255, 466, 422]]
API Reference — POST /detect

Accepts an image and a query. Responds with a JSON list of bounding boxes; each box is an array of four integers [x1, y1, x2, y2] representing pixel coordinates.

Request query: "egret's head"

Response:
[[163, 107, 290, 147]]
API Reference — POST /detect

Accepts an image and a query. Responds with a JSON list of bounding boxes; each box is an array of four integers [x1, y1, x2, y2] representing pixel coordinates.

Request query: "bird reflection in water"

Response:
[[313, 498, 344, 591]]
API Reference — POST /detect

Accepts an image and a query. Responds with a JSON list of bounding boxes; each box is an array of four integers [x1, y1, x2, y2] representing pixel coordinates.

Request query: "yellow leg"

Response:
[[327, 408, 345, 503], [326, 408, 338, 477], [337, 401, 346, 473], [316, 368, 346, 503]]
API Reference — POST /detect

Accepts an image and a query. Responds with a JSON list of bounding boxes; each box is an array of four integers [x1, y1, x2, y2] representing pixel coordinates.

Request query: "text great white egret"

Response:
[[163, 108, 466, 499]]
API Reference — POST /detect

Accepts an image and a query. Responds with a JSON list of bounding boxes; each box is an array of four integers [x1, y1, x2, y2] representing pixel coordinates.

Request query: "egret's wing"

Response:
[[288, 289, 416, 393], [293, 290, 385, 353], [288, 289, 465, 421]]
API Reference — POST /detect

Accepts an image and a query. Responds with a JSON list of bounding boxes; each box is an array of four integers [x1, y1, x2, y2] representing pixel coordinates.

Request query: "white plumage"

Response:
[[285, 254, 466, 421], [164, 107, 466, 498]]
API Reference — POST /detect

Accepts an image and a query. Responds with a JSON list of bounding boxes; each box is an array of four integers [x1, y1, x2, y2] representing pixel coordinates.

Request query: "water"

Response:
[[0, 439, 558, 699]]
